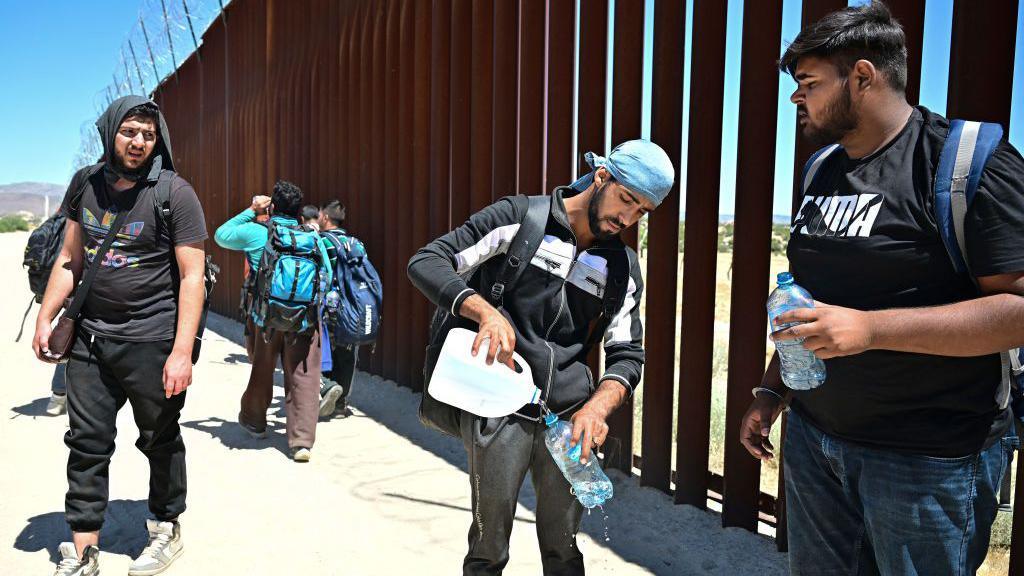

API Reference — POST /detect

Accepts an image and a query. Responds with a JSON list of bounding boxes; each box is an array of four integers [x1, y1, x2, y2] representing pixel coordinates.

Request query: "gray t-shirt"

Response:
[[61, 168, 208, 341]]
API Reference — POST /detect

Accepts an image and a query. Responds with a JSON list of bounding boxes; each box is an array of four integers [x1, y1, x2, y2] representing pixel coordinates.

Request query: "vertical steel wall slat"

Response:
[[721, 0, 784, 530], [947, 0, 1018, 129], [604, 0, 645, 475], [517, 0, 546, 195], [642, 0, 686, 495], [470, 0, 495, 213], [675, 0, 728, 507], [491, 0, 519, 202], [545, 0, 575, 192]]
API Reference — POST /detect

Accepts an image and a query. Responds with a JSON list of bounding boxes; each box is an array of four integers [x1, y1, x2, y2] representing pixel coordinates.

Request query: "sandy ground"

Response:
[[0, 231, 787, 575]]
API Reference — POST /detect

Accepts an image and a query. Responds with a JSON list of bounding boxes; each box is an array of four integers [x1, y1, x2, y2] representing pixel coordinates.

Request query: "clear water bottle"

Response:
[[543, 413, 613, 509], [325, 289, 341, 316], [767, 272, 826, 390]]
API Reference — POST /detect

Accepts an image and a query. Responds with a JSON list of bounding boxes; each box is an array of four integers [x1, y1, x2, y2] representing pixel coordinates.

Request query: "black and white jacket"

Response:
[[407, 187, 645, 418]]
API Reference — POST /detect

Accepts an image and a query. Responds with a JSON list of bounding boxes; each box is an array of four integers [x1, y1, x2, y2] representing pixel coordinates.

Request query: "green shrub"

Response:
[[0, 214, 30, 233]]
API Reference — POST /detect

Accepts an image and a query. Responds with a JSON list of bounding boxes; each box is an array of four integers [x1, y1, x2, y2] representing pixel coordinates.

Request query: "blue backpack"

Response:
[[321, 230, 382, 346], [802, 121, 1023, 422], [250, 222, 332, 336]]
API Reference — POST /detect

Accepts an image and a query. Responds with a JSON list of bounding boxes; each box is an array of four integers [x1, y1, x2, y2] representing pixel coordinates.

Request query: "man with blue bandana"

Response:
[[409, 140, 674, 575]]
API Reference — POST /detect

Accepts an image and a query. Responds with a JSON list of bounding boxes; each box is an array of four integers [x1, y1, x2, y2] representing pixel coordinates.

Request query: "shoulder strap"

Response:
[[933, 119, 1004, 278], [487, 195, 550, 307], [152, 171, 176, 245], [67, 164, 104, 219], [801, 144, 842, 196], [63, 207, 131, 320]]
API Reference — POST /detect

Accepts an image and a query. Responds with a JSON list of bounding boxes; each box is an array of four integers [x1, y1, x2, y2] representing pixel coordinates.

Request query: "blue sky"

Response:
[[0, 0, 1021, 218]]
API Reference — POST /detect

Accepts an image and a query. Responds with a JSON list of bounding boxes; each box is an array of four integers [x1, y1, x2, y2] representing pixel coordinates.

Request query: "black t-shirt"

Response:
[[61, 169, 208, 342], [787, 107, 1024, 457]]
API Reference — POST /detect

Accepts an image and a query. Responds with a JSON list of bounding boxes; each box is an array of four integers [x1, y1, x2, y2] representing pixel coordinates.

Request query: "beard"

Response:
[[110, 147, 152, 181], [801, 82, 858, 147], [587, 182, 623, 241]]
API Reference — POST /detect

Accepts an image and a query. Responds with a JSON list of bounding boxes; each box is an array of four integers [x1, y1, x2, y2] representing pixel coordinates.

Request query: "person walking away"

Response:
[[214, 181, 330, 462], [317, 200, 361, 417]]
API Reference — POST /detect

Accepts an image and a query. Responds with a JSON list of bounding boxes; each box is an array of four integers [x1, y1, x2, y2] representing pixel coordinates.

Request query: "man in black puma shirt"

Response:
[[738, 3, 1024, 574]]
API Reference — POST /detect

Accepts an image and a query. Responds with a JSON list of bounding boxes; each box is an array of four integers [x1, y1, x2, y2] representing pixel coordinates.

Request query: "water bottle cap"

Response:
[[544, 413, 558, 427], [777, 272, 794, 285]]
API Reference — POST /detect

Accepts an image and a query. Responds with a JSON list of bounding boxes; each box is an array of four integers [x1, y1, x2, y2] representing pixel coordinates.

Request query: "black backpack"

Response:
[[23, 212, 67, 302], [418, 194, 631, 437]]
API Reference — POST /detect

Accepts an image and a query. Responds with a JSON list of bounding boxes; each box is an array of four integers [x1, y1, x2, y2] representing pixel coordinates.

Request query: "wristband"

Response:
[[752, 387, 788, 407]]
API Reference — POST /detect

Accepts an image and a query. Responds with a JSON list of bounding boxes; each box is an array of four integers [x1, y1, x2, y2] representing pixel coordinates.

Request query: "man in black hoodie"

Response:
[[32, 96, 207, 576]]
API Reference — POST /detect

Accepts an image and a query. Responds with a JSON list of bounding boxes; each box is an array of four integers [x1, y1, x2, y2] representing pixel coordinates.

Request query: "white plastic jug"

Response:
[[429, 328, 541, 418]]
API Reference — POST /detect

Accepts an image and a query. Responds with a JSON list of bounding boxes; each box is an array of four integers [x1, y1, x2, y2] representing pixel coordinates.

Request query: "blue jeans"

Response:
[[784, 409, 1017, 576], [51, 363, 66, 395]]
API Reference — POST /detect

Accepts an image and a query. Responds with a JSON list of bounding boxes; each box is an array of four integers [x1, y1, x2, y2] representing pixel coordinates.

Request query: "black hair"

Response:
[[321, 200, 346, 226], [122, 104, 160, 127], [779, 1, 907, 93], [271, 180, 304, 218], [301, 204, 320, 222]]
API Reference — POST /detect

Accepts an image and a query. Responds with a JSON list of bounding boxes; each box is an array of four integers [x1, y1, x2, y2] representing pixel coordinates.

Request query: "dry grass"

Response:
[[631, 249, 1014, 572]]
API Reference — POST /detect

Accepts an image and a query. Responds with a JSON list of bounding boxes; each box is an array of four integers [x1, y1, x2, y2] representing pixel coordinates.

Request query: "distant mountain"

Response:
[[0, 182, 65, 198], [0, 183, 65, 218]]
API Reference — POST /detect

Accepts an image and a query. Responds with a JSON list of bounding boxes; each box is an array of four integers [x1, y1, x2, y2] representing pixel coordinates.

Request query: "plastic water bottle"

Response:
[[428, 328, 541, 418], [324, 289, 341, 316], [767, 272, 826, 390], [543, 413, 613, 509]]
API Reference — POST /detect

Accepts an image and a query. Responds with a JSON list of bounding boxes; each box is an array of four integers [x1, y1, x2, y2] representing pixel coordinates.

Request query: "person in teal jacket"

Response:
[[213, 180, 325, 462]]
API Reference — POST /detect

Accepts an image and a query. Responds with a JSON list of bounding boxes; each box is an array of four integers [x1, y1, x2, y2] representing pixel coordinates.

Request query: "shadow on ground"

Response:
[[14, 500, 149, 563], [10, 397, 51, 419], [202, 313, 786, 575]]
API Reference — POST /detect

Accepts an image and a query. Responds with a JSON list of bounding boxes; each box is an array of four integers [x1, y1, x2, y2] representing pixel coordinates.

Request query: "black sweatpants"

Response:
[[323, 343, 357, 401], [64, 331, 186, 532], [461, 414, 584, 576]]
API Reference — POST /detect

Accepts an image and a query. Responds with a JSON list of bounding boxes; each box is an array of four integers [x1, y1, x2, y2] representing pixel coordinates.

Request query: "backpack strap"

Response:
[[487, 195, 550, 307], [933, 119, 1004, 278], [66, 164, 104, 220], [146, 170, 176, 247], [934, 119, 1016, 413], [801, 144, 842, 196]]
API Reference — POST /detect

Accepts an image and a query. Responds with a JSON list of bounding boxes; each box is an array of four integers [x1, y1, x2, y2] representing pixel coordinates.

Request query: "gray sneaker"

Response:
[[46, 393, 67, 416], [319, 383, 343, 418], [128, 520, 183, 576], [53, 543, 99, 576]]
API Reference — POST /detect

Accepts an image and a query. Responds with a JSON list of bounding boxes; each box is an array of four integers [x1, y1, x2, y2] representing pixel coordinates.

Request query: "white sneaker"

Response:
[[128, 520, 183, 576], [291, 447, 311, 462], [46, 393, 67, 416], [53, 542, 99, 576]]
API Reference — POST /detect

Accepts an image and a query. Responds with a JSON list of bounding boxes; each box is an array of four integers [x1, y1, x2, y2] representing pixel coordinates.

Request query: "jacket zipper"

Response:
[[541, 224, 580, 414]]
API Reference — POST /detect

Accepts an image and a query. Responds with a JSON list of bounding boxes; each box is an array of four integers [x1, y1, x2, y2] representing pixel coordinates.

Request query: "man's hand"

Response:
[[570, 379, 626, 465], [570, 406, 610, 465], [459, 294, 517, 369], [251, 195, 272, 215], [472, 308, 517, 369], [739, 393, 787, 460], [772, 302, 874, 359], [32, 321, 58, 363], [163, 349, 192, 398]]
